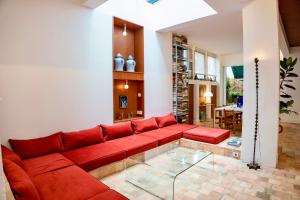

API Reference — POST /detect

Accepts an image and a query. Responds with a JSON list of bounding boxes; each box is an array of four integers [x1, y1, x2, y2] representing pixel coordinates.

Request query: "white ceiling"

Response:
[[161, 0, 253, 55], [96, 0, 216, 30]]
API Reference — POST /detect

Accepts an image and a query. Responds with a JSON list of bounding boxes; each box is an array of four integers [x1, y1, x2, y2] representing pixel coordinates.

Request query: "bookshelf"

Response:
[[172, 34, 193, 123]]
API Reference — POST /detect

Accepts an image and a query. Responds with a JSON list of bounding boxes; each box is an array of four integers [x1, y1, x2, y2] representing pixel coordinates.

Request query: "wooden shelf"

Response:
[[114, 117, 144, 123], [113, 17, 144, 123], [113, 71, 144, 81]]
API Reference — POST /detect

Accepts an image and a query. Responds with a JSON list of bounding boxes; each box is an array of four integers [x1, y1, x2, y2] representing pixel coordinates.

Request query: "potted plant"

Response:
[[279, 57, 299, 133]]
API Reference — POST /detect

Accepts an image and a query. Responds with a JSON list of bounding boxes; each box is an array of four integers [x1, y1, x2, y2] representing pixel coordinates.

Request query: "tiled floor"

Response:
[[100, 123, 300, 199], [199, 121, 300, 171], [102, 147, 300, 200], [278, 123, 300, 171]]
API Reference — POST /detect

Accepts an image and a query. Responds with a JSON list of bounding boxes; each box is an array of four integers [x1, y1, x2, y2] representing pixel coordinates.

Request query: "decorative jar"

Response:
[[114, 53, 124, 71], [126, 55, 136, 72]]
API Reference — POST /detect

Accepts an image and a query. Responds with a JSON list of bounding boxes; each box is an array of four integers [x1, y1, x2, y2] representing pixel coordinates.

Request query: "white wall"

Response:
[[220, 52, 243, 67], [279, 18, 289, 57], [242, 0, 280, 167], [281, 47, 300, 124], [0, 0, 172, 144], [0, 137, 5, 200], [0, 0, 112, 145], [144, 30, 173, 117]]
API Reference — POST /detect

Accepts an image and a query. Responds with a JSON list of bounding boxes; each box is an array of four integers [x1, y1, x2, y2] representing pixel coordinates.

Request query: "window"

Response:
[[207, 56, 216, 76], [194, 52, 205, 74], [146, 0, 160, 4]]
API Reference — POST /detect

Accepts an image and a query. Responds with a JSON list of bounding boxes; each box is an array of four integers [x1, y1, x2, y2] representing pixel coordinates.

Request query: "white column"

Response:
[[241, 0, 280, 167], [193, 84, 200, 124], [83, 0, 109, 9], [206, 84, 212, 119]]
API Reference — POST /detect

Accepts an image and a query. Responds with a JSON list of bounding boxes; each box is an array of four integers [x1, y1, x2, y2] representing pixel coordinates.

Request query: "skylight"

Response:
[[146, 0, 160, 5], [96, 0, 217, 31]]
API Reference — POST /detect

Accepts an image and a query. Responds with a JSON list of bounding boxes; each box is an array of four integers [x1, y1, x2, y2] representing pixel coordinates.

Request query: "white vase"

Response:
[[114, 53, 124, 71], [126, 55, 136, 72]]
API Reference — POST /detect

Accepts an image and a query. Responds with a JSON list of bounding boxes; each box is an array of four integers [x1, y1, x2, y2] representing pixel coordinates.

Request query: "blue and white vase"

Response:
[[126, 55, 136, 72], [114, 53, 124, 71]]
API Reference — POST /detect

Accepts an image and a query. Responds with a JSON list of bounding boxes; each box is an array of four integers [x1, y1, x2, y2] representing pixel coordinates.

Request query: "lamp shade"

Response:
[[204, 91, 213, 97], [124, 80, 129, 89]]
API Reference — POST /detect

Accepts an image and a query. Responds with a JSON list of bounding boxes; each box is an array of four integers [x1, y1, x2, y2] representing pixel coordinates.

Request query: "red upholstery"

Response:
[[62, 126, 104, 150], [155, 113, 177, 128], [1, 145, 24, 168], [140, 129, 182, 145], [183, 127, 230, 144], [32, 165, 110, 200], [3, 159, 40, 200], [22, 153, 74, 177], [5, 116, 229, 200], [106, 135, 158, 157], [62, 143, 126, 171], [9, 132, 63, 159], [131, 117, 159, 134], [88, 190, 129, 200], [101, 122, 133, 141], [162, 123, 198, 132]]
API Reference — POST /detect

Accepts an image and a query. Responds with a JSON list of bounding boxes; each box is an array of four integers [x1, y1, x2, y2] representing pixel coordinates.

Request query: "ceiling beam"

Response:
[[83, 0, 108, 9]]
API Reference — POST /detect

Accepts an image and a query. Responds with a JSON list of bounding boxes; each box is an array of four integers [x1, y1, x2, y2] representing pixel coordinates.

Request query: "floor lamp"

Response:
[[247, 58, 261, 170]]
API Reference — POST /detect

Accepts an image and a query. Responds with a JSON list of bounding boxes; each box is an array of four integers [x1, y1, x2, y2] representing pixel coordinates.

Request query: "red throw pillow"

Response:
[[101, 122, 133, 141], [155, 113, 177, 128], [9, 132, 63, 159], [3, 159, 40, 200], [62, 126, 104, 150], [1, 145, 24, 169], [131, 117, 159, 134]]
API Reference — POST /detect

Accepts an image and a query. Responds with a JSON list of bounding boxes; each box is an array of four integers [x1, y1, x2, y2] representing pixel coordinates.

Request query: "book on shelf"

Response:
[[227, 137, 242, 147]]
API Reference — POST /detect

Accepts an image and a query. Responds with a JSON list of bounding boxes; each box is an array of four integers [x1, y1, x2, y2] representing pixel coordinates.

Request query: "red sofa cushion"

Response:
[[162, 123, 198, 132], [155, 113, 177, 128], [9, 132, 63, 159], [3, 159, 40, 200], [62, 126, 104, 150], [139, 129, 182, 146], [32, 165, 109, 200], [88, 190, 129, 200], [1, 145, 24, 168], [131, 117, 158, 134], [101, 122, 133, 141], [62, 143, 126, 171], [23, 153, 74, 177], [106, 135, 158, 157], [183, 127, 230, 144]]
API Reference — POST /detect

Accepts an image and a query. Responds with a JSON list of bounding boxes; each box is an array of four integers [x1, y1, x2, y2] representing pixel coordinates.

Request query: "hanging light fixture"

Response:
[[124, 80, 129, 89], [122, 24, 127, 36]]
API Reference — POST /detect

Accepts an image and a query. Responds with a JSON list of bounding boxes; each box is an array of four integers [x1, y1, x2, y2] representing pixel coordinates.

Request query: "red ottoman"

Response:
[[182, 127, 230, 144]]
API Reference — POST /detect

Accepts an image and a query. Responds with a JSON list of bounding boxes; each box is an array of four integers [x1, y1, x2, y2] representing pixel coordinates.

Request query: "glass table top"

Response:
[[124, 142, 212, 200]]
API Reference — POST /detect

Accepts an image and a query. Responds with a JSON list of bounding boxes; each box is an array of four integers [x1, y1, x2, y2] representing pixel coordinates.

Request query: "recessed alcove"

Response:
[[113, 17, 144, 122]]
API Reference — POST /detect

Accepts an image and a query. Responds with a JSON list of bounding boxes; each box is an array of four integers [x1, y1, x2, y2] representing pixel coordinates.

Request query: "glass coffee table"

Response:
[[124, 141, 213, 200]]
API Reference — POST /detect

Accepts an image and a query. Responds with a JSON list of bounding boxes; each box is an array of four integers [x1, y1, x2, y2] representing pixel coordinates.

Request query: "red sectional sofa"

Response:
[[183, 126, 231, 144], [2, 113, 230, 200]]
